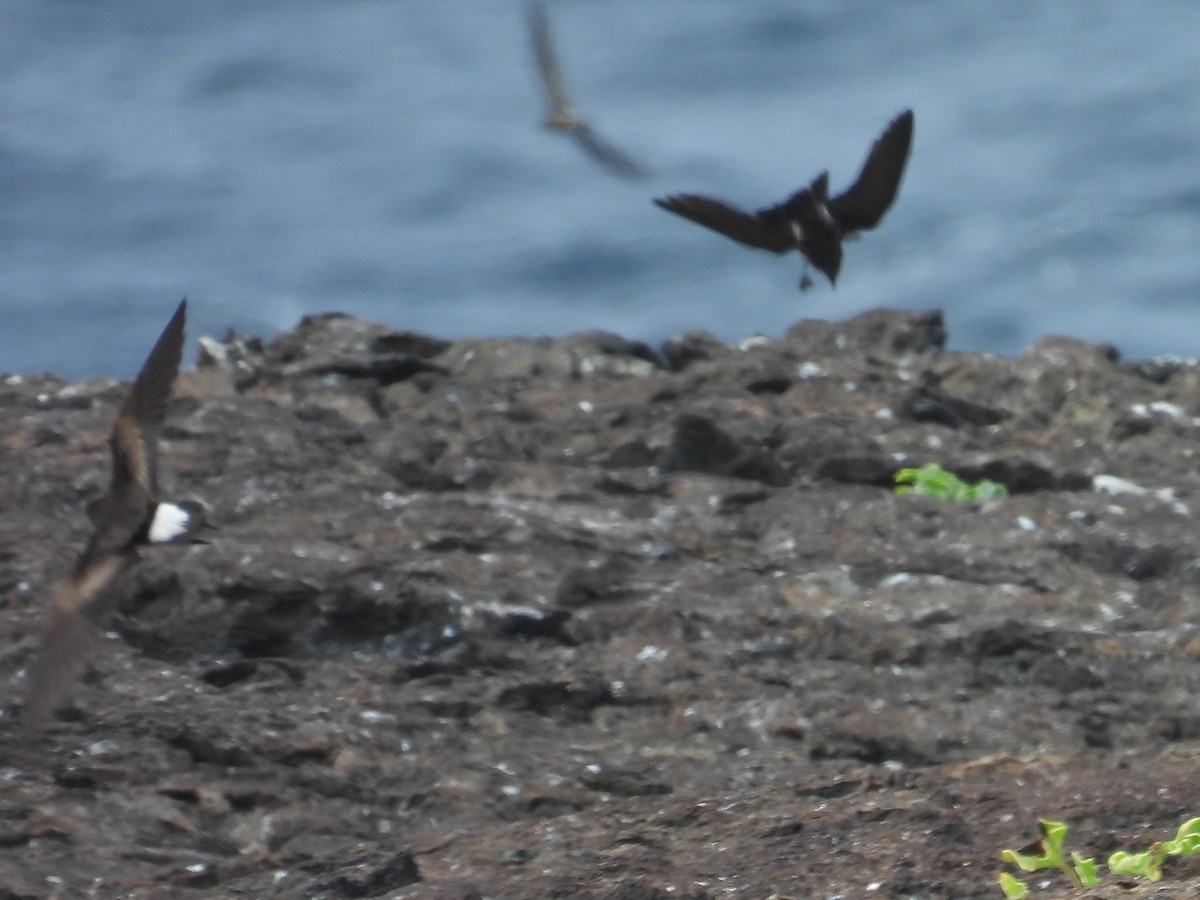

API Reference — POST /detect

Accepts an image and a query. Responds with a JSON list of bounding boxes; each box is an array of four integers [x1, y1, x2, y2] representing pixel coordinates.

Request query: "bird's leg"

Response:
[[799, 262, 814, 292]]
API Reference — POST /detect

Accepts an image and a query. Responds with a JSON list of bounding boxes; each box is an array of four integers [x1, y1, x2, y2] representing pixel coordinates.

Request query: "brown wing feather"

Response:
[[23, 299, 188, 737], [574, 125, 647, 179], [22, 554, 129, 736], [654, 194, 794, 253], [828, 109, 914, 232], [529, 3, 646, 180], [528, 1, 573, 123], [83, 300, 187, 571], [112, 299, 186, 495], [121, 299, 186, 437]]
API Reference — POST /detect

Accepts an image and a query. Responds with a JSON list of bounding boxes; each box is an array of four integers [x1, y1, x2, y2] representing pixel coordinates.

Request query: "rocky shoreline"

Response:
[[5, 307, 1200, 898]]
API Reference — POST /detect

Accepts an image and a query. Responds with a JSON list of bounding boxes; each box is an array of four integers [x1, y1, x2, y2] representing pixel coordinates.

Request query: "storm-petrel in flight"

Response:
[[527, 1, 647, 179], [22, 298, 207, 736], [654, 109, 914, 290]]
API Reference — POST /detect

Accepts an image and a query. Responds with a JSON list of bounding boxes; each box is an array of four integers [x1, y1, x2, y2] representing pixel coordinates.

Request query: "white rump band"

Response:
[[148, 503, 192, 543]]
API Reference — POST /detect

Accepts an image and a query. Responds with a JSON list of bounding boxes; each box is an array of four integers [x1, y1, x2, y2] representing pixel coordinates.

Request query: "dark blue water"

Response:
[[2, 2, 1198, 378]]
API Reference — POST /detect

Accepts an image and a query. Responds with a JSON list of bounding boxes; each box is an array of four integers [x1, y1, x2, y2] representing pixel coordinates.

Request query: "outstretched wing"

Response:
[[112, 298, 186, 498], [22, 554, 128, 736], [528, 1, 572, 122], [828, 109, 914, 232], [574, 125, 647, 179], [23, 299, 189, 737], [529, 3, 648, 179], [654, 194, 794, 253], [85, 299, 187, 566]]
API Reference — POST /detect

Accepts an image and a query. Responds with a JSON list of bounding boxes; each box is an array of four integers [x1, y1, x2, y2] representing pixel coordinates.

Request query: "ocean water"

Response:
[[1, 1, 1198, 378]]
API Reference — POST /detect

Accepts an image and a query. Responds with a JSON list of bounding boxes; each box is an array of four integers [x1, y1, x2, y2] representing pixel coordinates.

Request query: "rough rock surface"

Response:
[[4, 308, 1200, 898]]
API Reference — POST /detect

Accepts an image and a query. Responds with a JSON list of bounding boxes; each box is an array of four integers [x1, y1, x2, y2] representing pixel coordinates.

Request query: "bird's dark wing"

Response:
[[828, 109, 914, 232], [111, 299, 186, 498], [83, 300, 186, 565], [528, 1, 572, 122], [123, 299, 186, 441], [807, 170, 830, 203], [529, 3, 647, 179], [23, 300, 187, 737], [22, 553, 129, 736], [573, 125, 647, 179], [654, 194, 795, 253]]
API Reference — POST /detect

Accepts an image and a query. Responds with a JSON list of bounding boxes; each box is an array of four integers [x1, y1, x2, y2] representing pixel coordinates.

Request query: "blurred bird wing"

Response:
[[573, 125, 647, 179], [528, 1, 572, 119], [85, 299, 187, 570], [828, 109, 914, 232], [655, 194, 794, 252], [22, 299, 187, 738], [111, 298, 186, 497], [22, 553, 128, 735]]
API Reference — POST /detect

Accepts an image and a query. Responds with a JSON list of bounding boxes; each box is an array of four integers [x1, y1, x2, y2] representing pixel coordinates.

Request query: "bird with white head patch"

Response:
[[22, 299, 209, 736]]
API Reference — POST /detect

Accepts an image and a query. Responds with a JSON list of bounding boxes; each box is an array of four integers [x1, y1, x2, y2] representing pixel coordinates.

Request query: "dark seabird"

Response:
[[654, 109, 914, 289], [527, 1, 647, 179], [22, 299, 207, 736]]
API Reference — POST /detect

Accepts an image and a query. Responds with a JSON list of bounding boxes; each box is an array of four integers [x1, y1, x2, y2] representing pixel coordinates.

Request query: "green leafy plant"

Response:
[[997, 872, 1029, 899], [894, 462, 1008, 501], [999, 817, 1200, 895], [999, 819, 1098, 893], [1108, 817, 1200, 881]]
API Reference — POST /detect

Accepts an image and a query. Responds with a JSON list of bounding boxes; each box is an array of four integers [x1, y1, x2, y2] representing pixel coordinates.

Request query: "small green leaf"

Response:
[[1039, 820, 1069, 858], [893, 463, 1008, 501], [997, 872, 1030, 898], [1109, 849, 1158, 880], [1000, 848, 1049, 874], [1072, 852, 1100, 885], [1000, 820, 1084, 887], [1165, 817, 1200, 856], [967, 479, 1008, 500]]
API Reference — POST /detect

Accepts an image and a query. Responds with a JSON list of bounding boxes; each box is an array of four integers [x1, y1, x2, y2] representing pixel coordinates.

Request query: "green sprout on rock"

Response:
[[894, 463, 1008, 501], [1108, 816, 1200, 881], [999, 817, 1200, 896], [999, 819, 1098, 895]]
